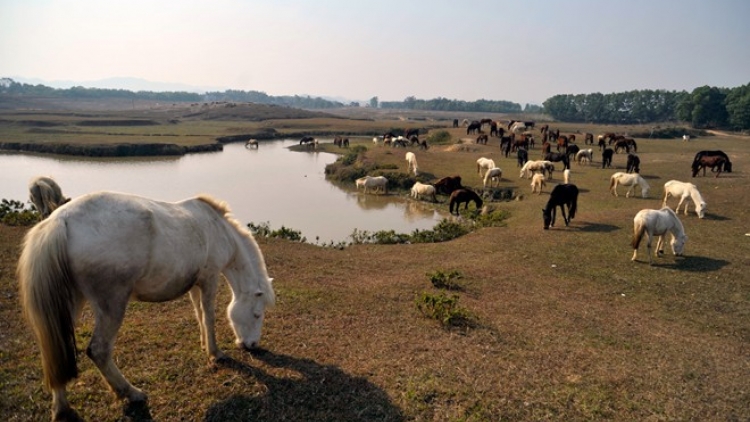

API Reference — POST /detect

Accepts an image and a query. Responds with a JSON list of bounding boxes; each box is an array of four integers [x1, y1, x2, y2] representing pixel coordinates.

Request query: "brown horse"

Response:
[[541, 141, 551, 156], [692, 156, 727, 178], [584, 133, 594, 145], [449, 189, 483, 215], [476, 133, 489, 144], [434, 175, 463, 195], [556, 135, 569, 152]]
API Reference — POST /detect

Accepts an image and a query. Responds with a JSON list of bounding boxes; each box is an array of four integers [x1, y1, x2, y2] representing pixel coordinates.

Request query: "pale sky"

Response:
[[1, 0, 748, 105]]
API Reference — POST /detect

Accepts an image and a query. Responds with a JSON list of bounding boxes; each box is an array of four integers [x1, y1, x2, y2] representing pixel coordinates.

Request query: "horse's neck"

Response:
[[667, 214, 685, 236], [689, 188, 704, 204]]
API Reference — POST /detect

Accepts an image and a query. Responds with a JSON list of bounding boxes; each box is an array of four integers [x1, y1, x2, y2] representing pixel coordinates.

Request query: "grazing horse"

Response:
[[477, 157, 496, 177], [610, 172, 650, 198], [575, 148, 593, 165], [520, 160, 555, 179], [28, 176, 70, 219], [449, 189, 483, 215], [692, 150, 732, 173], [530, 172, 546, 194], [602, 148, 614, 168], [544, 152, 570, 170], [626, 153, 640, 173], [631, 207, 687, 265], [405, 152, 419, 176], [18, 192, 275, 420], [614, 139, 630, 154], [682, 134, 691, 142], [517, 147, 528, 167], [584, 133, 594, 145], [692, 156, 727, 178], [405, 128, 420, 138], [476, 133, 489, 144], [433, 175, 463, 195], [510, 121, 526, 134], [500, 135, 513, 157], [411, 182, 437, 202], [356, 176, 388, 194], [542, 184, 578, 229], [662, 180, 706, 218], [597, 135, 606, 151], [483, 167, 503, 188], [565, 144, 580, 159], [245, 139, 259, 149], [299, 136, 315, 145], [466, 121, 482, 134]]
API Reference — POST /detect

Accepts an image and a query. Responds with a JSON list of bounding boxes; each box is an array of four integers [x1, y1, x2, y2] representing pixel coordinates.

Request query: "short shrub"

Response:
[[415, 291, 476, 328], [427, 269, 463, 290], [0, 199, 38, 226], [427, 130, 452, 145]]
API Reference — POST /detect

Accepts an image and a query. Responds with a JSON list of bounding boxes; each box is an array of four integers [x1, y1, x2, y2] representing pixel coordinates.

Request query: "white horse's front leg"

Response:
[[188, 287, 207, 352], [677, 197, 687, 215], [626, 186, 632, 198], [655, 235, 665, 257], [198, 277, 225, 363]]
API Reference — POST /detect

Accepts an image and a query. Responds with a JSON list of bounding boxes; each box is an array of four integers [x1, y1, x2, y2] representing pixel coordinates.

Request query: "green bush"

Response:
[[0, 199, 38, 226], [426, 130, 453, 145], [415, 292, 476, 327], [247, 221, 306, 242], [427, 269, 463, 290]]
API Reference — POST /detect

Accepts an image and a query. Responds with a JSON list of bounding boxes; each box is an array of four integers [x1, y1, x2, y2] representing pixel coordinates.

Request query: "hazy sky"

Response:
[[1, 0, 748, 105]]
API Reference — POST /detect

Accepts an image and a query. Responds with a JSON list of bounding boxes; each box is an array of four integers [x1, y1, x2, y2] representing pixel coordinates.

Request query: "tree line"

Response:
[[1, 78, 747, 129], [543, 84, 750, 130]]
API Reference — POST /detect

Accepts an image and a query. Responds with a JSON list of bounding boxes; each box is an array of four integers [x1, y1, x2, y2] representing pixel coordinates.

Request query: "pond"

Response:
[[0, 140, 446, 243]]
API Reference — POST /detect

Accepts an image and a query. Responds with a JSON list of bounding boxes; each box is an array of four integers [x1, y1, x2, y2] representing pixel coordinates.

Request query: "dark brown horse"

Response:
[[692, 150, 732, 173], [476, 133, 489, 144], [545, 152, 570, 170], [602, 148, 614, 169], [449, 189, 483, 215], [541, 141, 551, 156], [434, 175, 463, 195], [692, 156, 727, 178], [584, 133, 594, 145], [626, 153, 640, 173], [556, 135, 569, 152], [542, 184, 578, 229], [466, 121, 482, 134]]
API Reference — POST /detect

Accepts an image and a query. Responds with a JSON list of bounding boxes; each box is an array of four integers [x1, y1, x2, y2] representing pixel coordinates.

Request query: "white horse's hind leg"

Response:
[[86, 301, 147, 403]]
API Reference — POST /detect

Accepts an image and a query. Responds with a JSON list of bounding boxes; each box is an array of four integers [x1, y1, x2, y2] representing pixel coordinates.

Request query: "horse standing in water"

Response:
[[28, 176, 70, 219], [631, 207, 687, 265], [449, 189, 483, 215], [542, 184, 578, 229], [17, 192, 276, 420]]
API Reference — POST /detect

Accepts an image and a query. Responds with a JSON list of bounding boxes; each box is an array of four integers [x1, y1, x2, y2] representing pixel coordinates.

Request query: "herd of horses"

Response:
[[17, 123, 736, 419]]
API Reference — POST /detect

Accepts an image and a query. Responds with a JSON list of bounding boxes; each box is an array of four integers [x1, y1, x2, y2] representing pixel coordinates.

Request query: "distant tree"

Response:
[[677, 85, 728, 128], [725, 83, 750, 130], [369, 96, 379, 108]]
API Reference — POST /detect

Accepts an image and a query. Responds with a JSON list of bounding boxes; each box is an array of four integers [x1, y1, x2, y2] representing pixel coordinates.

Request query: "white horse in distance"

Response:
[[530, 172, 546, 194], [662, 180, 707, 218], [405, 152, 418, 175], [410, 181, 436, 202], [476, 157, 496, 178], [610, 172, 650, 198], [356, 176, 388, 194], [483, 167, 502, 188], [632, 207, 687, 265]]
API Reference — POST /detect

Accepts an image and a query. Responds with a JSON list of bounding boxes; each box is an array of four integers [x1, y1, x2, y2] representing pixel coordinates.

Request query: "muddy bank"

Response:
[[0, 141, 222, 157]]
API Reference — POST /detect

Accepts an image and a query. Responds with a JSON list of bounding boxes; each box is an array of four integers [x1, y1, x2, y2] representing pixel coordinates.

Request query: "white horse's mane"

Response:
[[195, 194, 275, 305]]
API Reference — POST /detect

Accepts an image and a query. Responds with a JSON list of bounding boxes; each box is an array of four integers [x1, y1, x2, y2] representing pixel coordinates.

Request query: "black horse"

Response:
[[626, 153, 640, 173], [565, 144, 580, 159], [602, 148, 614, 169], [405, 128, 420, 138], [544, 152, 570, 170], [692, 150, 732, 173], [517, 147, 528, 167], [542, 184, 578, 230], [449, 189, 483, 215], [466, 121, 482, 134]]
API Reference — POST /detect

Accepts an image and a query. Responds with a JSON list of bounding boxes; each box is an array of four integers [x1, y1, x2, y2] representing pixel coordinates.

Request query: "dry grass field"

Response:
[[0, 105, 748, 421]]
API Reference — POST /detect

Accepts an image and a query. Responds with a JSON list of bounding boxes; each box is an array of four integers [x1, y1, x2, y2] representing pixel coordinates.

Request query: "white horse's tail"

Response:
[[609, 174, 617, 193], [18, 217, 79, 390], [632, 218, 647, 250]]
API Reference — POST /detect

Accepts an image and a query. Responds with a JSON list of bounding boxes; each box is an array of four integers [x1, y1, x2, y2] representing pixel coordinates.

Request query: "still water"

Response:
[[0, 140, 445, 243]]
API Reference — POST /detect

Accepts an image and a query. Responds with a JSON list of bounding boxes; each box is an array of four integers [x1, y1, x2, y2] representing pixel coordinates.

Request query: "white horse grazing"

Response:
[[510, 121, 526, 134], [683, 134, 691, 142], [662, 180, 707, 218], [411, 181, 437, 202], [405, 152, 418, 175], [520, 160, 554, 179], [483, 167, 502, 188], [17, 191, 275, 420], [530, 172, 546, 194], [563, 169, 571, 184], [356, 175, 388, 194], [610, 172, 650, 198], [632, 207, 688, 265], [575, 148, 593, 165], [477, 157, 496, 177], [28, 176, 70, 219]]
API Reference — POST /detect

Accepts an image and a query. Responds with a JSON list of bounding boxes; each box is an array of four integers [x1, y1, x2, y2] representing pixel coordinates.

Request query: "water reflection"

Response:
[[0, 140, 445, 243]]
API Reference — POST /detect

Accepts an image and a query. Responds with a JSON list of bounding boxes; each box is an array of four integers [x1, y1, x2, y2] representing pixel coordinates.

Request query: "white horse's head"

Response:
[[671, 235, 687, 256], [227, 279, 274, 350], [697, 202, 707, 219]]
